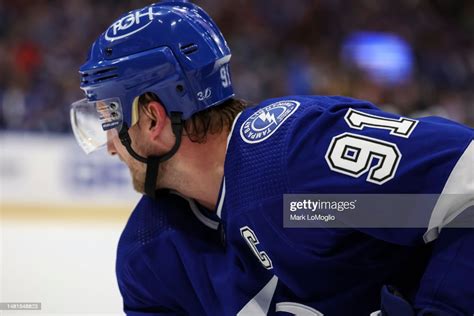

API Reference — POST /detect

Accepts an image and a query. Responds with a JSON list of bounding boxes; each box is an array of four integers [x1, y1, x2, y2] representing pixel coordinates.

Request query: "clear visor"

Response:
[[70, 97, 123, 154]]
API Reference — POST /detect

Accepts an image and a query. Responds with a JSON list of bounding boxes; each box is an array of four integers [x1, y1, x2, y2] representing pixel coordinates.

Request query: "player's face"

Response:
[[106, 122, 170, 194], [107, 127, 148, 193]]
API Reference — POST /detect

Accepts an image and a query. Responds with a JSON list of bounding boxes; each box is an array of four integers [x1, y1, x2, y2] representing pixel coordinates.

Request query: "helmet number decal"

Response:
[[220, 65, 232, 88]]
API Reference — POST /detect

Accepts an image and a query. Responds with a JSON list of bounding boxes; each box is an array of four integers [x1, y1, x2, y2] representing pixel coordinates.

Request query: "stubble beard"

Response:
[[131, 170, 146, 194], [127, 150, 186, 196], [129, 160, 168, 194]]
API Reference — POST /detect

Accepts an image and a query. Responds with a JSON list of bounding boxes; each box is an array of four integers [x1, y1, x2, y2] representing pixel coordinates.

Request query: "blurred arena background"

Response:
[[0, 0, 473, 314]]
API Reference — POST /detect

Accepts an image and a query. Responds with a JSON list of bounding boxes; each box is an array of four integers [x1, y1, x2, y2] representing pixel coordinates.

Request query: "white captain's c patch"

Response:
[[240, 100, 300, 144]]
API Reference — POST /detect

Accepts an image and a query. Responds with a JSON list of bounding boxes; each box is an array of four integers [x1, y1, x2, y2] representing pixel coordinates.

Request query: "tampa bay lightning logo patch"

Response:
[[240, 100, 300, 144]]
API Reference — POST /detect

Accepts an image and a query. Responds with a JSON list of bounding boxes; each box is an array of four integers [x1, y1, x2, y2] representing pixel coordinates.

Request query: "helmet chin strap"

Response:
[[118, 112, 183, 199]]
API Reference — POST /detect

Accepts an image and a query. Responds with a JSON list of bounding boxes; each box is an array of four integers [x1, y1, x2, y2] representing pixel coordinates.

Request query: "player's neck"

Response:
[[170, 131, 229, 210]]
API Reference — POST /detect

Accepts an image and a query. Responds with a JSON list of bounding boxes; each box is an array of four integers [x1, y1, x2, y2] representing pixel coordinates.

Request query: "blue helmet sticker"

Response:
[[240, 100, 300, 144]]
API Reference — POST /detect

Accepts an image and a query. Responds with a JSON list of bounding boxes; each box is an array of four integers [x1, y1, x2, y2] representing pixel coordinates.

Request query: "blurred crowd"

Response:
[[1, 0, 473, 133]]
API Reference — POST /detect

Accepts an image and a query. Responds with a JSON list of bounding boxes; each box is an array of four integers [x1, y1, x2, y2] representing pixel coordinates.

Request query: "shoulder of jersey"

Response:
[[237, 95, 364, 144], [116, 194, 191, 260], [117, 194, 220, 262], [238, 96, 305, 144]]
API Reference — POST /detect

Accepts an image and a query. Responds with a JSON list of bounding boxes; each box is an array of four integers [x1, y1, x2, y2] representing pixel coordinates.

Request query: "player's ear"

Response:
[[145, 101, 167, 140]]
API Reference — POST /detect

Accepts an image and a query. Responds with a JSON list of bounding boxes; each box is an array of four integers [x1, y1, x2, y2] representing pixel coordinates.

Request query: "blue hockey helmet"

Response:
[[71, 1, 234, 154]]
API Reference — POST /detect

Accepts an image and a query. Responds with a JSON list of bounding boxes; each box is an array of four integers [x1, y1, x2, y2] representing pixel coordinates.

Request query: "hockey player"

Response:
[[71, 1, 474, 315]]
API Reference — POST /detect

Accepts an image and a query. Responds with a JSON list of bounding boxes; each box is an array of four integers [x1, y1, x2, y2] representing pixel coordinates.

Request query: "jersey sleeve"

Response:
[[116, 196, 184, 315], [414, 228, 474, 315], [117, 246, 180, 315], [284, 96, 474, 244], [115, 195, 221, 316]]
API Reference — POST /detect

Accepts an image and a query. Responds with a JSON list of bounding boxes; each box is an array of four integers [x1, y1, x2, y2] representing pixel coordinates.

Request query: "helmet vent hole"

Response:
[[81, 67, 119, 84], [180, 43, 198, 55], [94, 74, 118, 83], [93, 67, 117, 76], [176, 85, 184, 93]]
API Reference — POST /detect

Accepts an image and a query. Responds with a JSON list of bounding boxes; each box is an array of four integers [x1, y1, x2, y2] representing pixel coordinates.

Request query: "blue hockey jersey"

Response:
[[117, 193, 295, 315], [216, 95, 473, 315], [116, 193, 224, 315], [117, 95, 473, 315]]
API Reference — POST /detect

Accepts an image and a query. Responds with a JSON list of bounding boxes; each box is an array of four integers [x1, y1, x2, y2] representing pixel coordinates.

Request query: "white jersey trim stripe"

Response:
[[424, 140, 474, 243], [216, 179, 226, 219], [187, 198, 219, 230], [170, 191, 219, 230], [237, 275, 278, 316], [216, 111, 243, 219]]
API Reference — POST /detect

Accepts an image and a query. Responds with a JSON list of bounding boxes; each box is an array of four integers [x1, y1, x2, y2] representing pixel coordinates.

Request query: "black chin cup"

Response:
[[118, 112, 183, 199]]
